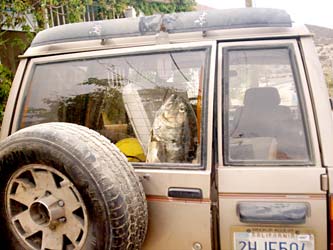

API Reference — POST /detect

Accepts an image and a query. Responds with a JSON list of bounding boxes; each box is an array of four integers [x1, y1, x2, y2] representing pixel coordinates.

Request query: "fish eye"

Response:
[[179, 104, 186, 112]]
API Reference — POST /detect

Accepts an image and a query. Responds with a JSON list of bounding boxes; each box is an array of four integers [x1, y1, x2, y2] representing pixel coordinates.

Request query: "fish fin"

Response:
[[147, 141, 166, 163]]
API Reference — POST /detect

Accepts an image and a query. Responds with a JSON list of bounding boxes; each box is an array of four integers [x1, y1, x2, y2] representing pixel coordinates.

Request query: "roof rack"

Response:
[[31, 8, 292, 47]]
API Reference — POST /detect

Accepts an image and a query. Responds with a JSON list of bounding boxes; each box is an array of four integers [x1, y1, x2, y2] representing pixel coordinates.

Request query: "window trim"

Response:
[[14, 43, 214, 170], [222, 44, 314, 166], [135, 47, 212, 170]]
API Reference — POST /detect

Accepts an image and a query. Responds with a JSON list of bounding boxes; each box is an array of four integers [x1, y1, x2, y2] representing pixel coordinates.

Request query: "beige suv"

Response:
[[0, 8, 331, 250]]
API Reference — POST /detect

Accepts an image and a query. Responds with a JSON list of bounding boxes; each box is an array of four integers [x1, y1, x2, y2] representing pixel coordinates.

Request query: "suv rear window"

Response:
[[223, 46, 311, 164], [19, 49, 209, 165]]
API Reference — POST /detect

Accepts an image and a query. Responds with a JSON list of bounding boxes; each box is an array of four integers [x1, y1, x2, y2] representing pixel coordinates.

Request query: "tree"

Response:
[[324, 71, 333, 96], [0, 64, 12, 123], [133, 0, 196, 16], [1, 1, 37, 124]]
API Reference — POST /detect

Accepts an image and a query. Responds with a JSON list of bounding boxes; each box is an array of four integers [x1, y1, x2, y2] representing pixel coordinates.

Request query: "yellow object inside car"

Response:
[[115, 138, 146, 162]]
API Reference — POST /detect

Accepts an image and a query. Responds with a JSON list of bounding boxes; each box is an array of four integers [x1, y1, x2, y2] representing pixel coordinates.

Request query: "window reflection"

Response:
[[21, 50, 207, 165], [224, 48, 310, 163]]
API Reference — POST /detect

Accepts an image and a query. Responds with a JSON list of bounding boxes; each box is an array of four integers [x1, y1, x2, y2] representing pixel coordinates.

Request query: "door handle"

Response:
[[237, 202, 309, 224], [168, 187, 203, 199]]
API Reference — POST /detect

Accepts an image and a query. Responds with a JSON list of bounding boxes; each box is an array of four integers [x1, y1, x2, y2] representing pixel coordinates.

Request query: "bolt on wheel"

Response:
[[5, 164, 88, 250]]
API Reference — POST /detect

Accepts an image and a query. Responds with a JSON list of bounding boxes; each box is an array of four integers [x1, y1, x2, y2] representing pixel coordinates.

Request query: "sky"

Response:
[[196, 0, 333, 29]]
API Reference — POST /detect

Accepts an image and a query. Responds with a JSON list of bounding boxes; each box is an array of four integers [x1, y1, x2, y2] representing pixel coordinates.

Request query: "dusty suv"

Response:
[[0, 8, 332, 250]]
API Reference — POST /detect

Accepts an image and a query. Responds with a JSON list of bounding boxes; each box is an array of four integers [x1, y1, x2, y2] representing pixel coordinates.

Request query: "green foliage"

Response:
[[95, 0, 125, 19], [0, 65, 13, 123], [133, 0, 195, 15], [81, 77, 128, 124], [64, 0, 90, 23], [90, 0, 195, 20], [0, 1, 36, 125], [1, 1, 32, 30], [325, 72, 333, 96]]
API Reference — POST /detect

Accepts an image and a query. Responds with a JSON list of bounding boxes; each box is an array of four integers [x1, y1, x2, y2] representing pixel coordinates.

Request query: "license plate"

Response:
[[232, 226, 315, 250]]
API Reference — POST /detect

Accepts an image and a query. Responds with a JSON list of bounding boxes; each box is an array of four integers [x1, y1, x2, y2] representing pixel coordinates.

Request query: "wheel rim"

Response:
[[5, 164, 89, 250]]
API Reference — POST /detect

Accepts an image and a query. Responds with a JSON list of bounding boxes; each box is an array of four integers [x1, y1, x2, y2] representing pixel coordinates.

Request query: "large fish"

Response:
[[146, 94, 198, 163]]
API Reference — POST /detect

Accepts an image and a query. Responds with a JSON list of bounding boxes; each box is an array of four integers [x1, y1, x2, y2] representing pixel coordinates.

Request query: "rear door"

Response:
[[217, 39, 327, 250], [11, 41, 216, 250]]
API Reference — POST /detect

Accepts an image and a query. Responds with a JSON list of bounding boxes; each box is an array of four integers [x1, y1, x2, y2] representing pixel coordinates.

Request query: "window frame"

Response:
[[222, 44, 314, 166], [13, 42, 214, 170]]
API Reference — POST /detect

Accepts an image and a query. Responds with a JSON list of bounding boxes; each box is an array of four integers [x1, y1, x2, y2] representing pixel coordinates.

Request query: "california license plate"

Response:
[[232, 227, 315, 250]]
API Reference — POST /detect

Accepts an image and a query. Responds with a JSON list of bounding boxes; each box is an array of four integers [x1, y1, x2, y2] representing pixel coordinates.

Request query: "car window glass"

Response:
[[223, 47, 311, 164], [20, 49, 208, 165]]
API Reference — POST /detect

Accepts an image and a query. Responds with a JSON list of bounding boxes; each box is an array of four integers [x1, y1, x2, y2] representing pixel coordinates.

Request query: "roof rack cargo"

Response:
[[31, 8, 292, 47]]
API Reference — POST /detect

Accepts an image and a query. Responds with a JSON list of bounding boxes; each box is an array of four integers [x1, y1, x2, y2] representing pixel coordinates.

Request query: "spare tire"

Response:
[[0, 122, 148, 250]]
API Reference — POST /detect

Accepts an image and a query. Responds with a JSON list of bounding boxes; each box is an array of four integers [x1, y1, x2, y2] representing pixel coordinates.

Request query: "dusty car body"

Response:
[[1, 8, 332, 250]]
